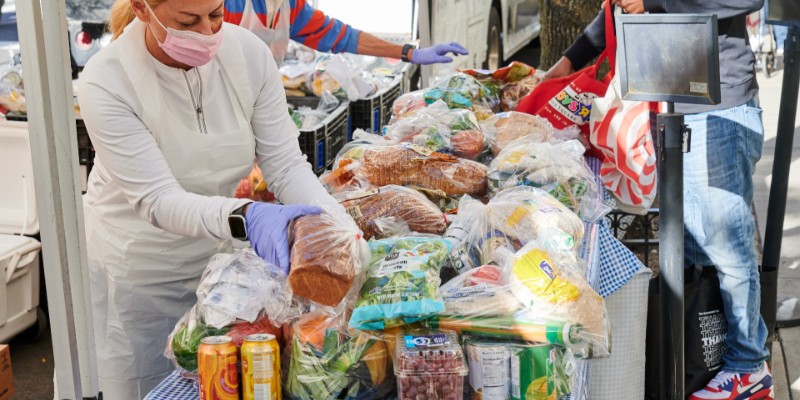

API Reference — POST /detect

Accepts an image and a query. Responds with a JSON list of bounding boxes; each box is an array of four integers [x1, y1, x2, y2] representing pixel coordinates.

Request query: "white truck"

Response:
[[312, 0, 540, 86]]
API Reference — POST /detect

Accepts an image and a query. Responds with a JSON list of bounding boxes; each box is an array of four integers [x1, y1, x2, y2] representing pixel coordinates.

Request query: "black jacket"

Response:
[[563, 0, 764, 113]]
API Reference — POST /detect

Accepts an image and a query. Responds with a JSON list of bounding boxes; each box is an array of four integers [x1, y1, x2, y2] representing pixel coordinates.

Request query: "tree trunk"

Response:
[[538, 0, 601, 70]]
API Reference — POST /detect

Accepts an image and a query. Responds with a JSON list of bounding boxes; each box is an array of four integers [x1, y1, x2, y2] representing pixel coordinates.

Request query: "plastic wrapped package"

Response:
[[461, 61, 542, 112], [463, 337, 573, 400], [289, 210, 370, 307], [285, 307, 395, 400], [350, 237, 451, 330], [391, 90, 428, 122], [323, 141, 488, 197], [439, 263, 521, 318], [334, 185, 447, 240], [0, 66, 25, 114], [424, 71, 500, 111], [383, 100, 486, 160], [489, 138, 609, 221], [481, 112, 579, 156], [196, 249, 295, 328], [394, 330, 468, 400], [449, 187, 584, 274], [165, 306, 282, 374]]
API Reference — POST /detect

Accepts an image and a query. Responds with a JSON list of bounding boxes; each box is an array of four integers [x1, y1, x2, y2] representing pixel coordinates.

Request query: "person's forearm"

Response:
[[356, 32, 413, 59]]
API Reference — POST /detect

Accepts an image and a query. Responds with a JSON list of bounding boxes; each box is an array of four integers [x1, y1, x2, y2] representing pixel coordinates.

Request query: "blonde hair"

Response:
[[109, 0, 165, 40]]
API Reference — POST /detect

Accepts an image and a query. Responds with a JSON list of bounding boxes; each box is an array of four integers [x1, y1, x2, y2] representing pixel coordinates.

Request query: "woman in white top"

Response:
[[78, 0, 337, 397]]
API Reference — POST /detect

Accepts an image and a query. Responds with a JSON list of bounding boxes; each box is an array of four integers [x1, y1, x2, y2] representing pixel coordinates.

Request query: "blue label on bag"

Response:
[[405, 334, 449, 348]]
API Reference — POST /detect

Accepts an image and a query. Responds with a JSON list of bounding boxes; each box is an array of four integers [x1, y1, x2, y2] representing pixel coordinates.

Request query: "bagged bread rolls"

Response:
[[338, 185, 448, 239], [289, 211, 368, 307], [363, 146, 487, 195]]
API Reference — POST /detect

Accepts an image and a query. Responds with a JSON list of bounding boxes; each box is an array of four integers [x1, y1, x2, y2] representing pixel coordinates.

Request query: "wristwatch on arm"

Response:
[[401, 44, 415, 62], [228, 202, 251, 241]]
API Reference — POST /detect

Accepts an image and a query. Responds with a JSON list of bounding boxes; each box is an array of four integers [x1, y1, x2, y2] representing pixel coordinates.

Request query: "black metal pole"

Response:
[[658, 104, 686, 400], [762, 27, 800, 339]]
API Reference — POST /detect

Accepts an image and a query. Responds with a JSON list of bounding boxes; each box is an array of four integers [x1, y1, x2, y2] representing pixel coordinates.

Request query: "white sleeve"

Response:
[[79, 78, 249, 241], [250, 46, 340, 210]]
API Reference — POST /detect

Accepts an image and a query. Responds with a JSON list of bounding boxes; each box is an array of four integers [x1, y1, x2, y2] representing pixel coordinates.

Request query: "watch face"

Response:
[[229, 215, 248, 240]]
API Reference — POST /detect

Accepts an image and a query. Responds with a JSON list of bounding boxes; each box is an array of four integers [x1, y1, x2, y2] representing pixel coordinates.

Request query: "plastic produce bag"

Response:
[[390, 90, 428, 122], [424, 71, 499, 112], [383, 100, 486, 160], [462, 337, 574, 400], [439, 262, 521, 318], [448, 187, 584, 274], [322, 136, 488, 197], [289, 208, 369, 308], [350, 237, 451, 330], [489, 138, 609, 221], [196, 249, 295, 328], [481, 112, 579, 156], [333, 185, 448, 240], [0, 65, 25, 114], [461, 61, 542, 112], [285, 307, 395, 400], [165, 306, 282, 374]]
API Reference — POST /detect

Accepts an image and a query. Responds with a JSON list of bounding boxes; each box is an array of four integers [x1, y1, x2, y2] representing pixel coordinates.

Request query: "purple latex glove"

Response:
[[411, 42, 469, 65], [245, 202, 323, 273]]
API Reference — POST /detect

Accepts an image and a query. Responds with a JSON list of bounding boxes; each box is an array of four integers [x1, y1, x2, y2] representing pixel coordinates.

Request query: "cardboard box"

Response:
[[0, 345, 13, 400]]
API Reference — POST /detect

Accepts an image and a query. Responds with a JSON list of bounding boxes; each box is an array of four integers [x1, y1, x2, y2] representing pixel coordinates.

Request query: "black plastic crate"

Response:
[[348, 76, 403, 138], [286, 97, 349, 175]]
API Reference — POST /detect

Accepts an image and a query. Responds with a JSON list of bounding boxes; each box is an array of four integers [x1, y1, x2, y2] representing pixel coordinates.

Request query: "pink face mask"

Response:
[[145, 1, 223, 67]]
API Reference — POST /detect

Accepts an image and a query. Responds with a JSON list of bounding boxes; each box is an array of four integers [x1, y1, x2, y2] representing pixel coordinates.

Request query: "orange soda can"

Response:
[[241, 333, 281, 400], [198, 335, 239, 400]]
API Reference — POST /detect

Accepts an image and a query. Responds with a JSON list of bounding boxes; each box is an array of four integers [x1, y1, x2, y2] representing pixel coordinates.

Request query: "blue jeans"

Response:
[[683, 99, 770, 373]]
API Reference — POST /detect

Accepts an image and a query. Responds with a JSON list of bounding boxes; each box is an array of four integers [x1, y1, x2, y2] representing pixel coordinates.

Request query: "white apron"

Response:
[[240, 0, 291, 65], [83, 20, 256, 399]]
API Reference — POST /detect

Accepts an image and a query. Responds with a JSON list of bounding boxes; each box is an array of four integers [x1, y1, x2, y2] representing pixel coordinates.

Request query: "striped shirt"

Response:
[[224, 0, 361, 54]]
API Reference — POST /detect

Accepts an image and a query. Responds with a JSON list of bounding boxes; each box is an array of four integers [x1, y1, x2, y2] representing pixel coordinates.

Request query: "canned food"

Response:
[[241, 333, 281, 400], [198, 336, 239, 400]]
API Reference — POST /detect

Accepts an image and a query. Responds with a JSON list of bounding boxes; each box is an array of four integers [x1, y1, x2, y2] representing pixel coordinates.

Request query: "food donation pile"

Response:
[[168, 63, 614, 400]]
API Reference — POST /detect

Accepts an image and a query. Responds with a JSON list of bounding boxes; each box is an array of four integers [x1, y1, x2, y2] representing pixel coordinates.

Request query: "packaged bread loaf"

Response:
[[325, 140, 488, 197], [481, 112, 556, 156], [289, 211, 368, 307], [336, 185, 447, 239]]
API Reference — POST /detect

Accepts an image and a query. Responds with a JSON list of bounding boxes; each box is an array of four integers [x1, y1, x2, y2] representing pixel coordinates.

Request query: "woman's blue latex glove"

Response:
[[245, 202, 323, 273], [411, 42, 469, 65]]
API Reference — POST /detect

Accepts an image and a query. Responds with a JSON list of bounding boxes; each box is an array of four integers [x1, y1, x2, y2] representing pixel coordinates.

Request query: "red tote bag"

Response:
[[515, 0, 616, 138]]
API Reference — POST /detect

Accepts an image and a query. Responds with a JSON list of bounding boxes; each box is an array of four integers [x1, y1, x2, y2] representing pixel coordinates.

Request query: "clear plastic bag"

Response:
[[425, 71, 500, 112], [383, 100, 486, 160], [439, 262, 521, 318], [196, 249, 295, 328], [481, 112, 579, 156], [288, 207, 370, 308], [0, 65, 26, 114], [448, 187, 585, 274], [463, 337, 574, 400], [323, 140, 488, 197], [165, 306, 283, 374], [390, 90, 428, 122], [489, 138, 610, 221], [333, 185, 447, 240], [285, 306, 396, 400], [460, 61, 542, 112], [350, 237, 452, 330]]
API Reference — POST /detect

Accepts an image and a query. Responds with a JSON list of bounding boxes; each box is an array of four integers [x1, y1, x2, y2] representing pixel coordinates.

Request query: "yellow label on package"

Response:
[[505, 150, 526, 166], [514, 249, 579, 303]]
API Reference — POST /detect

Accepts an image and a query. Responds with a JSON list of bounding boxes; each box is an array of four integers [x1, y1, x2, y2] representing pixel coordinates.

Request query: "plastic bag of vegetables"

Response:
[[349, 237, 452, 330], [489, 138, 609, 221], [382, 100, 485, 160], [447, 187, 585, 274], [285, 307, 395, 400], [165, 306, 283, 374], [424, 71, 500, 112]]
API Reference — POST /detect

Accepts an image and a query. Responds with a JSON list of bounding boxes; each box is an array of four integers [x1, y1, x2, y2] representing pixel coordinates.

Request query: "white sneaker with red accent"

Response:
[[689, 363, 774, 400]]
